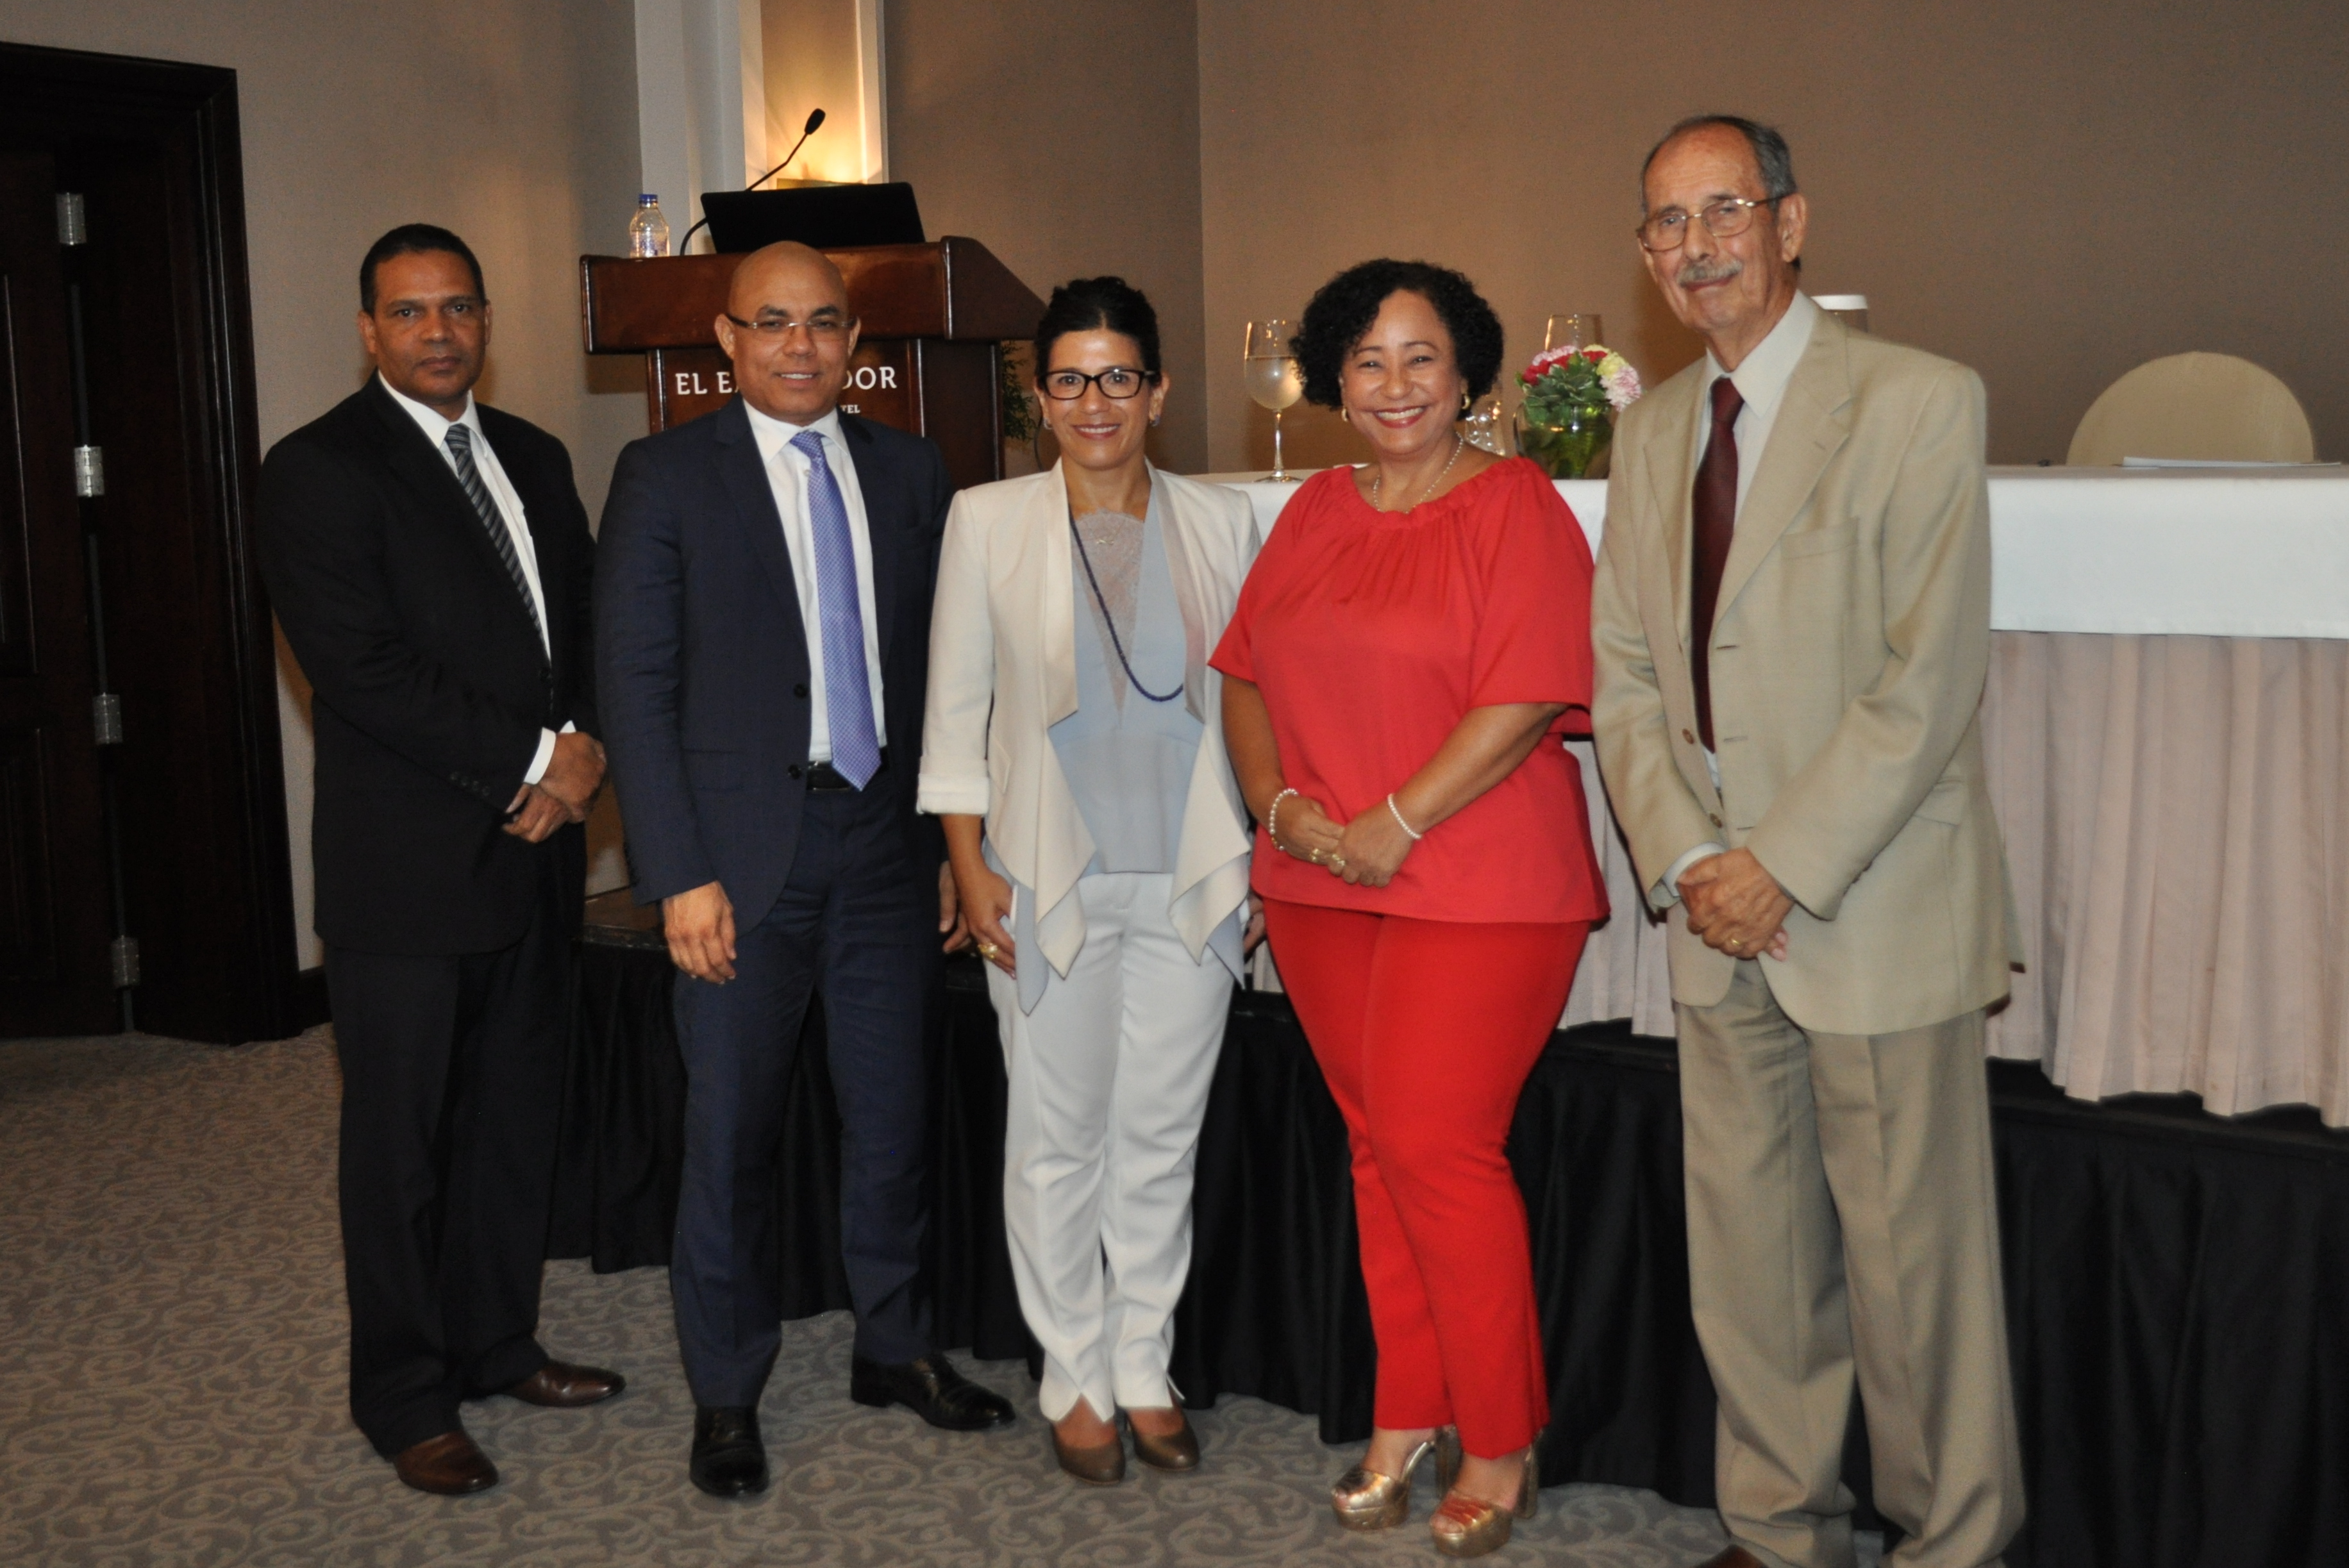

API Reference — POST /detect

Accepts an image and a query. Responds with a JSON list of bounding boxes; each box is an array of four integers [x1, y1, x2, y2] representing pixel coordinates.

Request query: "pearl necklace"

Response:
[[1370, 433, 1465, 512]]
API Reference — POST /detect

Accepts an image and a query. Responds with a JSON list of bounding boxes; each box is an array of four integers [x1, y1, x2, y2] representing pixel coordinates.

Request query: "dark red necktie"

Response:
[[1689, 375, 1744, 751]]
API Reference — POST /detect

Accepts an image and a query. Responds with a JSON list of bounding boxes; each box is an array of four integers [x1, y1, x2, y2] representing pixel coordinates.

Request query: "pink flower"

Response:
[[1600, 362, 1643, 411]]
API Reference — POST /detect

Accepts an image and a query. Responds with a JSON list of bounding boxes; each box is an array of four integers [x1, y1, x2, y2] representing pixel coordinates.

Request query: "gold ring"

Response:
[[1727, 938, 1741, 950], [977, 941, 998, 958]]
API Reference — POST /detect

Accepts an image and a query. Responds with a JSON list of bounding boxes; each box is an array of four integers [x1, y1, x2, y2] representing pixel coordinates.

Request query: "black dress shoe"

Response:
[[689, 1405, 768, 1498], [849, 1353, 1016, 1431]]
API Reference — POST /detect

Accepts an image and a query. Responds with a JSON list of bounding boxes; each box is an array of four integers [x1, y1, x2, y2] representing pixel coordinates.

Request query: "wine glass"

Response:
[[1542, 313, 1603, 354], [1244, 319, 1303, 481]]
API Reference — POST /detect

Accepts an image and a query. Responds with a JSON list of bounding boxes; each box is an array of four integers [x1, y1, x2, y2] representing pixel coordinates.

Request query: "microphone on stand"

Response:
[[679, 108, 827, 253], [749, 108, 827, 188]]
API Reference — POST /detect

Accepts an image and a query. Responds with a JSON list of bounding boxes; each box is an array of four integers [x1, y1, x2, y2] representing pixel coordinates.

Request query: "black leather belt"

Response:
[[803, 750, 885, 792]]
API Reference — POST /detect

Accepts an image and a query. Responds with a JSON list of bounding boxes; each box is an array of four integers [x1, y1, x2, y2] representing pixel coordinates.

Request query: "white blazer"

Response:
[[918, 462, 1259, 983]]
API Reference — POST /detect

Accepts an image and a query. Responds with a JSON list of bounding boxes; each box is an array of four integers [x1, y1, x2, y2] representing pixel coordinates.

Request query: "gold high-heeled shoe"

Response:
[[1330, 1426, 1462, 1531], [1429, 1442, 1538, 1558]]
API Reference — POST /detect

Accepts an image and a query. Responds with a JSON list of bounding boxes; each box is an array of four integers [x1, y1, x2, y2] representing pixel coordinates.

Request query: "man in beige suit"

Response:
[[1591, 116, 2025, 1568]]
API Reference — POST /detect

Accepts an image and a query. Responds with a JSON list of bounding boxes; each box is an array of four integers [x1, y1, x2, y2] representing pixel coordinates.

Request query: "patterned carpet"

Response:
[[0, 1028, 1860, 1567]]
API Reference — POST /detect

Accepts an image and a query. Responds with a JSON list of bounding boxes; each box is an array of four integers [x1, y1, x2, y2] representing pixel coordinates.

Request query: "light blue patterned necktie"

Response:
[[790, 429, 880, 788]]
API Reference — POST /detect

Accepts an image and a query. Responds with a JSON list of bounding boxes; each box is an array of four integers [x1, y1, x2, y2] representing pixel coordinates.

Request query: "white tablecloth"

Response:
[[1202, 467, 2349, 640], [1209, 468, 2349, 1122]]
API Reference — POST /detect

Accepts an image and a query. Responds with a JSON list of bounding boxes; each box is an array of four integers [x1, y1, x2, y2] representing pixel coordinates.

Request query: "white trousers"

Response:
[[985, 871, 1233, 1422]]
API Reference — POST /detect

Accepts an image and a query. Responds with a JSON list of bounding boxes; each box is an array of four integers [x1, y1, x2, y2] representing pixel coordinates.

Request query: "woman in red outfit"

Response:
[[1212, 260, 1607, 1558]]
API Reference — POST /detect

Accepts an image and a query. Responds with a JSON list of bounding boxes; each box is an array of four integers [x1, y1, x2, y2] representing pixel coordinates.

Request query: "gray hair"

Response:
[[1640, 115, 1799, 213]]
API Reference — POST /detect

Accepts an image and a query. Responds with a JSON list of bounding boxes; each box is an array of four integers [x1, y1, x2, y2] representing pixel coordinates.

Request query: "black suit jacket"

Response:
[[259, 377, 598, 954], [594, 399, 951, 927]]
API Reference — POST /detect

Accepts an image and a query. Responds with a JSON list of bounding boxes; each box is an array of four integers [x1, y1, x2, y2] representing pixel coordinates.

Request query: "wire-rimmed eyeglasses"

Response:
[[1635, 195, 1790, 253], [723, 311, 857, 340], [1039, 367, 1157, 401]]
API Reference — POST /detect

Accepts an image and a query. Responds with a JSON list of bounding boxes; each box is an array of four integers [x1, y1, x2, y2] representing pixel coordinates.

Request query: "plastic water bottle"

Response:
[[628, 194, 669, 258]]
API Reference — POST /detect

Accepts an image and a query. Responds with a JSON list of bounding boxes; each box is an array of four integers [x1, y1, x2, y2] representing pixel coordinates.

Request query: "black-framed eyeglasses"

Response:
[[1039, 366, 1156, 401], [723, 311, 857, 340], [1635, 195, 1789, 253]]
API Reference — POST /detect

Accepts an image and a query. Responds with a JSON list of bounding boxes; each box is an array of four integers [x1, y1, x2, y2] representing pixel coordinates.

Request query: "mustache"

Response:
[[1676, 256, 1744, 287]]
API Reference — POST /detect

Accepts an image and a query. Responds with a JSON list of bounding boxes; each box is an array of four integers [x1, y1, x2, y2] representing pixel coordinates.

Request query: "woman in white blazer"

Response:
[[919, 278, 1257, 1485]]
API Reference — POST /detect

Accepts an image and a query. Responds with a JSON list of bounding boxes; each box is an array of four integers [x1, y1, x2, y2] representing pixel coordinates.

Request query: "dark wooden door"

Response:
[[0, 147, 115, 1034], [0, 45, 299, 1042]]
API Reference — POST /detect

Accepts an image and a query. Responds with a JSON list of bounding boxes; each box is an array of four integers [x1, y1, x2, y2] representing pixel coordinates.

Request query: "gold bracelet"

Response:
[[1386, 793, 1424, 841]]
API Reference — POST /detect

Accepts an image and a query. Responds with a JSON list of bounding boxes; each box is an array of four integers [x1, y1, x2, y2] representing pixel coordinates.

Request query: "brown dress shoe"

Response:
[[503, 1360, 626, 1408], [1051, 1423, 1126, 1485], [392, 1430, 498, 1496], [1127, 1408, 1200, 1472], [1696, 1548, 1768, 1568]]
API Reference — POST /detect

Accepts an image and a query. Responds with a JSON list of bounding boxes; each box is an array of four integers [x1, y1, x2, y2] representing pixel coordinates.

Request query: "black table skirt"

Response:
[[549, 944, 2349, 1568]]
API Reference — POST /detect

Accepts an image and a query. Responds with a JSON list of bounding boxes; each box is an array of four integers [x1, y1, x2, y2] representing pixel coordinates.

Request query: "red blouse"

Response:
[[1212, 458, 1608, 925]]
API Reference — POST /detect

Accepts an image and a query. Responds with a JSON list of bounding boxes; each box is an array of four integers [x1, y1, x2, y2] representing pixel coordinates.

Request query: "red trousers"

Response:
[[1264, 899, 1589, 1458]]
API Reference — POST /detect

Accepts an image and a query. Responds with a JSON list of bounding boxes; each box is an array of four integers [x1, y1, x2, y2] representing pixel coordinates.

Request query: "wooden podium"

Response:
[[580, 238, 1044, 490]]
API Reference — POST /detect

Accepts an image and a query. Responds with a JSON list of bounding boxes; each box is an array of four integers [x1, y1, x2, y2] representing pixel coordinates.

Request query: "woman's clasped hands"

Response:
[[1272, 792, 1414, 888]]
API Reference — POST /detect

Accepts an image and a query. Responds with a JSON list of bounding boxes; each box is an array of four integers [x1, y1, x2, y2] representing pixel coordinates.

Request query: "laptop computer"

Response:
[[700, 183, 926, 253]]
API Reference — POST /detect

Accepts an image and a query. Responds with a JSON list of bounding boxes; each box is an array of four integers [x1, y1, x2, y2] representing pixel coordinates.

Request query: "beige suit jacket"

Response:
[[1591, 313, 2018, 1035], [917, 463, 1258, 980]]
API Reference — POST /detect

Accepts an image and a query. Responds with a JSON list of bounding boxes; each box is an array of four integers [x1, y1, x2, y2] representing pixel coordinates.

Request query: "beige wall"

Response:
[[1196, 0, 2349, 472], [6, 0, 649, 965], [761, 0, 865, 183], [885, 0, 1211, 474]]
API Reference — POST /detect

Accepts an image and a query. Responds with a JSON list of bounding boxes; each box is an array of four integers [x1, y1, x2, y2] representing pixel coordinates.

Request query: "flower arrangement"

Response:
[[1516, 345, 1640, 478], [1519, 344, 1641, 424]]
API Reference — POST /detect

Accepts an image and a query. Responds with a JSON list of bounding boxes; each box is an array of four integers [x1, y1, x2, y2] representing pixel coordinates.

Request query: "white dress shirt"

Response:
[[742, 402, 886, 763], [378, 374, 567, 786], [1660, 291, 1822, 901]]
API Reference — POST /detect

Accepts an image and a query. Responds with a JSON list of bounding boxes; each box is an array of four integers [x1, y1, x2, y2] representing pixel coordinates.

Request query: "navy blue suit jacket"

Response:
[[594, 399, 953, 924]]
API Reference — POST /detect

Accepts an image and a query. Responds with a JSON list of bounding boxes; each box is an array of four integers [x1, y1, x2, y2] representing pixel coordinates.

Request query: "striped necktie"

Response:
[[443, 422, 544, 647], [790, 430, 881, 788]]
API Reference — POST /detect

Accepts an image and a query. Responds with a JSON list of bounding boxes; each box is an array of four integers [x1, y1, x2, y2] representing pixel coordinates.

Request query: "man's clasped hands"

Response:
[[502, 731, 607, 844], [1677, 846, 1792, 961]]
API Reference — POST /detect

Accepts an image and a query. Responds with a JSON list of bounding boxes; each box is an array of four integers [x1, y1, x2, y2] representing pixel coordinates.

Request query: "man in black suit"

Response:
[[596, 241, 1010, 1499], [259, 225, 624, 1496]]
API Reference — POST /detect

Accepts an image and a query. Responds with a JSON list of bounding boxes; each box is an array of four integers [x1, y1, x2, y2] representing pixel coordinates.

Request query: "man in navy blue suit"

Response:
[[595, 242, 1012, 1498]]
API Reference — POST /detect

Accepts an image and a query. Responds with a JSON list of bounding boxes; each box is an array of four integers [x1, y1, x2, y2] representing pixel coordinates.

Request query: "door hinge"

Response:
[[56, 193, 87, 246], [92, 692, 124, 745], [74, 446, 104, 497], [109, 935, 142, 988]]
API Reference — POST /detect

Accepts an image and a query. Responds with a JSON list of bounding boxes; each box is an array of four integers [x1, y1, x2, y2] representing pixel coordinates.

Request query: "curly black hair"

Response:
[[1291, 259, 1503, 410]]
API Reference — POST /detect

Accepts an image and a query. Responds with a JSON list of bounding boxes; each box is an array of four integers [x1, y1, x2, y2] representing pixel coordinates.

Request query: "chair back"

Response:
[[2067, 352, 2314, 465]]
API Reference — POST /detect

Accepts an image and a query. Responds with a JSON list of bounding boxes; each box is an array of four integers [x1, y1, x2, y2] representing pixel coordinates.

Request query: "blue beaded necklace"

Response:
[[1069, 510, 1183, 705]]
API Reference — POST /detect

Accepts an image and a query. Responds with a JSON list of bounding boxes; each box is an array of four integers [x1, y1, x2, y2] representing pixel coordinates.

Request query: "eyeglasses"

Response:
[[723, 312, 856, 340], [1039, 367, 1155, 401], [1635, 196, 1788, 253]]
